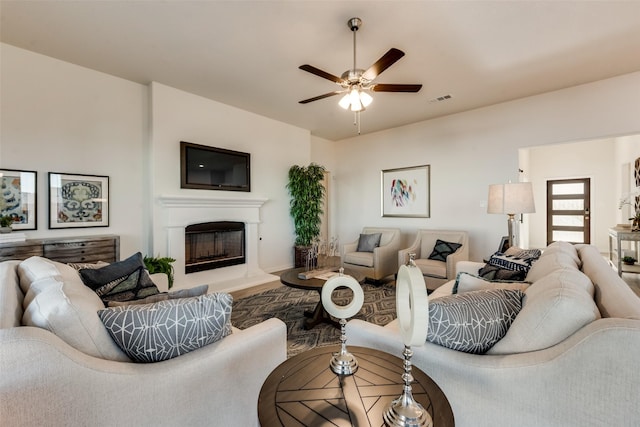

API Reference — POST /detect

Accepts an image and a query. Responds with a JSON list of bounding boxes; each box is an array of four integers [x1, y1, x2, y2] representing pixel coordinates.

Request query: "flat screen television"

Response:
[[180, 141, 250, 192]]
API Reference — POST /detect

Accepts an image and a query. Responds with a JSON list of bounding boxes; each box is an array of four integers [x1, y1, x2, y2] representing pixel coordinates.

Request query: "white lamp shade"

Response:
[[487, 182, 535, 214]]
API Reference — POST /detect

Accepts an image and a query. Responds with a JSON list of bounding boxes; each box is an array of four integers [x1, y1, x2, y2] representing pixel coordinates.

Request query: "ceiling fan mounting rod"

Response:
[[348, 17, 361, 72]]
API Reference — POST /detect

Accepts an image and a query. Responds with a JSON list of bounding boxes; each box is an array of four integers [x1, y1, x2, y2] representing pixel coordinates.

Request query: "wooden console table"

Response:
[[0, 235, 120, 263], [608, 227, 640, 277]]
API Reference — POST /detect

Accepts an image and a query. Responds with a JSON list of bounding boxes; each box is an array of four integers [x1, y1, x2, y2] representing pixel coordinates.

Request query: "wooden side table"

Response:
[[258, 345, 454, 427]]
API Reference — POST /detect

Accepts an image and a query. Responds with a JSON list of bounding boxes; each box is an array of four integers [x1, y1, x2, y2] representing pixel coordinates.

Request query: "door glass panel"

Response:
[[552, 230, 585, 243], [552, 183, 584, 195], [552, 199, 584, 210], [552, 215, 584, 227]]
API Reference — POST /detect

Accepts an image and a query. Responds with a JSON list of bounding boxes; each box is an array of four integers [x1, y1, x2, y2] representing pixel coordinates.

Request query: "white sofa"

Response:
[[0, 257, 287, 426], [347, 242, 640, 426]]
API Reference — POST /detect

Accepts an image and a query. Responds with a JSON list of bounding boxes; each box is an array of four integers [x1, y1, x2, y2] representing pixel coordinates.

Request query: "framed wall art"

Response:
[[49, 172, 109, 229], [0, 168, 37, 230], [381, 165, 430, 218]]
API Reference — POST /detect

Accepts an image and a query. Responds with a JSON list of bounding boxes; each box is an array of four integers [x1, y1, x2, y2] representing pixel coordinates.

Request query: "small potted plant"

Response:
[[622, 256, 637, 266], [0, 215, 13, 233], [143, 255, 176, 289]]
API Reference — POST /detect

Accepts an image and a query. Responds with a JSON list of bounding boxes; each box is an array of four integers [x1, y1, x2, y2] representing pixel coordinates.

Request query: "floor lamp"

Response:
[[487, 182, 536, 248]]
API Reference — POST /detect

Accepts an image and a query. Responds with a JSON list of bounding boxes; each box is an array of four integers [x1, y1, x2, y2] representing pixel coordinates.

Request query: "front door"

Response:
[[546, 178, 591, 245]]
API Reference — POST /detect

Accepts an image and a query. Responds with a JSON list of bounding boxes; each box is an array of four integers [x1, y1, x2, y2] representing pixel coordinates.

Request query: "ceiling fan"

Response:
[[298, 17, 422, 132]]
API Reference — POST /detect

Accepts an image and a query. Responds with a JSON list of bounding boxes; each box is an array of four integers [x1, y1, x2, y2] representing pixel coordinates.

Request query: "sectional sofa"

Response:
[[0, 257, 287, 426], [347, 242, 640, 426]]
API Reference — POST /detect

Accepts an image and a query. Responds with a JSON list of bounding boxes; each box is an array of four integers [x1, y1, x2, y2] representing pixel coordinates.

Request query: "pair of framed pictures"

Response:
[[0, 169, 109, 230]]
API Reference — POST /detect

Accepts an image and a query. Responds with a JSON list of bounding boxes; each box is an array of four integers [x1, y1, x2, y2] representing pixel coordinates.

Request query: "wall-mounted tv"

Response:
[[180, 141, 250, 192]]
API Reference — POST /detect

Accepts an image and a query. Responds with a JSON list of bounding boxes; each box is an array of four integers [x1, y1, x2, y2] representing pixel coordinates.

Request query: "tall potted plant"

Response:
[[286, 163, 326, 267]]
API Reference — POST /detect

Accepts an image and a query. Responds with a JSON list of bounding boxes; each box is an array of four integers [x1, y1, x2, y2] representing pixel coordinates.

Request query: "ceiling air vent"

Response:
[[429, 94, 453, 103]]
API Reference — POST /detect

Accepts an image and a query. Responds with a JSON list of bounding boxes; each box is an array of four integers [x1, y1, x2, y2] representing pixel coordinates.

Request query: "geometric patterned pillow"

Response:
[[487, 252, 532, 272], [427, 289, 524, 354], [478, 264, 527, 281], [98, 293, 233, 362], [79, 252, 160, 304], [428, 239, 463, 262]]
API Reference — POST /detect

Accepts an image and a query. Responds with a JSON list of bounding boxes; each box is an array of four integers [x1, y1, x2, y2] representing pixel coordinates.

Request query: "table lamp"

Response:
[[487, 182, 535, 248]]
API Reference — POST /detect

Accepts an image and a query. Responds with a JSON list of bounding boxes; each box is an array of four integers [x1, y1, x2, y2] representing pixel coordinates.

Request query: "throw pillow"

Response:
[[98, 293, 233, 363], [107, 284, 209, 307], [428, 239, 463, 262], [478, 264, 526, 281], [67, 261, 110, 271], [79, 252, 160, 304], [356, 233, 382, 252], [452, 272, 530, 294], [487, 251, 536, 273], [427, 289, 524, 354]]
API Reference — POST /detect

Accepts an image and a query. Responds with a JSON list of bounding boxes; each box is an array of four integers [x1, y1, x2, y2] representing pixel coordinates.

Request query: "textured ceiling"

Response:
[[2, 1, 640, 140]]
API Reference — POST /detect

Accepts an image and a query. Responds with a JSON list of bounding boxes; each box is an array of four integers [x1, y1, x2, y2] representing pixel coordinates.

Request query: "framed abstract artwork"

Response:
[[49, 172, 109, 229], [0, 168, 37, 230], [381, 165, 430, 218]]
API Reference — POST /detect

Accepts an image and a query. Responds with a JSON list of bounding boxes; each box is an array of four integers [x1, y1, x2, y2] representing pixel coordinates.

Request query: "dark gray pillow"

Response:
[[106, 284, 209, 307], [98, 293, 233, 363], [356, 233, 382, 252], [79, 252, 160, 304], [427, 289, 524, 354], [428, 239, 462, 262]]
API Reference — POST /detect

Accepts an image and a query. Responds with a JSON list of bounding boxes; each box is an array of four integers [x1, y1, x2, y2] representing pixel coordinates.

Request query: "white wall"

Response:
[[614, 134, 640, 224], [0, 43, 148, 256], [148, 82, 311, 288], [525, 138, 616, 250], [332, 72, 640, 261]]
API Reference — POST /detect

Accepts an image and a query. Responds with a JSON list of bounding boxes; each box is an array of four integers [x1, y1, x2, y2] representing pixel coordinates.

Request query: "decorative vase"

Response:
[[0, 226, 11, 234]]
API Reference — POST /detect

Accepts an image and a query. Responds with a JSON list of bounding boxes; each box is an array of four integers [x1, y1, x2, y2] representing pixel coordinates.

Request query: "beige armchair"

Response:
[[342, 227, 401, 283], [398, 230, 469, 291]]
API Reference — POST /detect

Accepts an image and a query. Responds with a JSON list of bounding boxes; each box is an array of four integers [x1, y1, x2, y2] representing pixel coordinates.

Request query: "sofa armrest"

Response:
[[398, 235, 422, 267], [456, 261, 484, 275], [373, 238, 401, 278], [445, 248, 468, 279], [0, 318, 287, 426]]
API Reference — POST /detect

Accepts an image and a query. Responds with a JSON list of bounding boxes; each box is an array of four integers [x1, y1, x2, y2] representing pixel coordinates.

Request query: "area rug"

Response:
[[231, 283, 397, 357]]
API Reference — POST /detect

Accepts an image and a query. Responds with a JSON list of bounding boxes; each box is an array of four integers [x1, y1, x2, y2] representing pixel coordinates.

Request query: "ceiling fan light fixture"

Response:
[[360, 91, 373, 107], [349, 88, 364, 111], [339, 93, 351, 110]]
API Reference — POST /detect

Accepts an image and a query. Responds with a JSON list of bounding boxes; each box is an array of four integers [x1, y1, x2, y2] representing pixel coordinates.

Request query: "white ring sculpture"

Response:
[[321, 275, 364, 319], [395, 264, 429, 346]]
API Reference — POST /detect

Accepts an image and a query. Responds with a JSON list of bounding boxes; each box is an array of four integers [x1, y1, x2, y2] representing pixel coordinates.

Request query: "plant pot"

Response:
[[0, 227, 11, 234], [294, 245, 317, 269]]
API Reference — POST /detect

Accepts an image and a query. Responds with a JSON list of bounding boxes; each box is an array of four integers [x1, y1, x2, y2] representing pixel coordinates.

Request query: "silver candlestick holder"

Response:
[[383, 263, 432, 427], [321, 268, 364, 376]]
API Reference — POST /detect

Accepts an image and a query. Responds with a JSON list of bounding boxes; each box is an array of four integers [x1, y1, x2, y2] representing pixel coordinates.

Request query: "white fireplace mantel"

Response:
[[157, 194, 277, 293]]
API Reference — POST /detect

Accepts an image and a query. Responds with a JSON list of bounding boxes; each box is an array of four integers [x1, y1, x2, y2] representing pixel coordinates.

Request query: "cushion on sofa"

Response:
[[18, 256, 62, 294], [487, 251, 537, 273], [487, 268, 599, 355], [413, 258, 447, 279], [98, 293, 233, 362], [67, 261, 110, 271], [427, 289, 525, 354], [344, 251, 374, 268], [525, 251, 580, 283], [22, 274, 130, 361], [544, 241, 582, 267], [428, 239, 462, 262], [107, 284, 209, 307], [356, 233, 382, 252], [453, 272, 530, 294], [478, 264, 526, 281], [79, 252, 160, 304]]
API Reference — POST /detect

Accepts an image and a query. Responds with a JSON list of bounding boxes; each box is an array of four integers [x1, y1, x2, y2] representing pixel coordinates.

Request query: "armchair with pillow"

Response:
[[398, 230, 469, 291], [341, 227, 401, 283]]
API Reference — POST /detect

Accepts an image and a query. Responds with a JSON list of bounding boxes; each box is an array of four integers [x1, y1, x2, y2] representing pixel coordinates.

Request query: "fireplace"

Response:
[[185, 221, 245, 273]]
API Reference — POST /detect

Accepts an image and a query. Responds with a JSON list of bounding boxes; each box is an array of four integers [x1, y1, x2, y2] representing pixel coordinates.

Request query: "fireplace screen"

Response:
[[185, 221, 245, 273]]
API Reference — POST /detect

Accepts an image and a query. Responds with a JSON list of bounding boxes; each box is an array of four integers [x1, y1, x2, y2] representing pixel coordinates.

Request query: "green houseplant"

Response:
[[143, 255, 176, 289], [622, 256, 637, 265], [286, 163, 326, 267], [0, 215, 13, 233]]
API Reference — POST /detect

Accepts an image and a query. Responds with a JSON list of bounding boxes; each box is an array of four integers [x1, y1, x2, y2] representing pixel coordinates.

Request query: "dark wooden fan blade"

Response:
[[299, 91, 343, 104], [362, 48, 405, 81], [372, 83, 422, 93], [299, 65, 344, 84]]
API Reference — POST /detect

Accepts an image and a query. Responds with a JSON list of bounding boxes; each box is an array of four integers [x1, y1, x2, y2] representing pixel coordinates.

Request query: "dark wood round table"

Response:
[[258, 345, 455, 427], [280, 267, 365, 330]]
